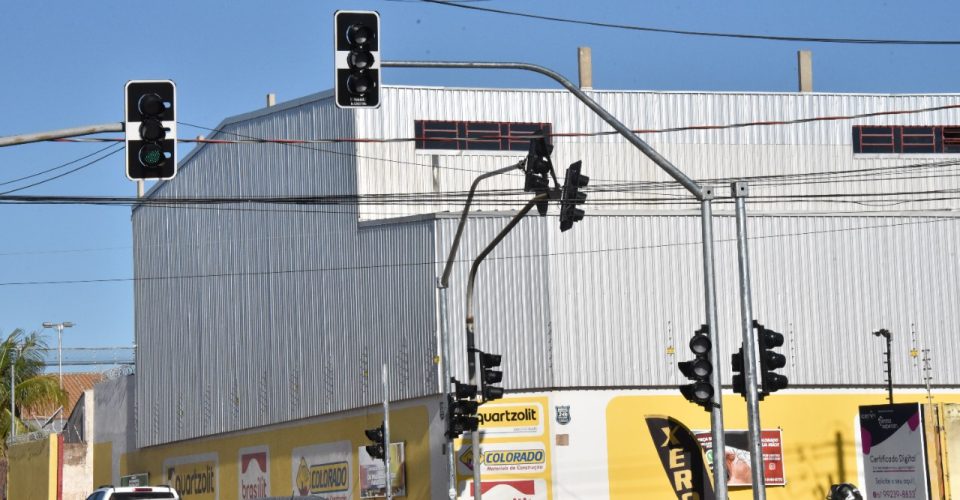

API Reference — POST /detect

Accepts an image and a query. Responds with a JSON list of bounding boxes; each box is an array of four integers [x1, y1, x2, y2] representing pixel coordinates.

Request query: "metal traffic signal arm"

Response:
[[382, 59, 733, 500]]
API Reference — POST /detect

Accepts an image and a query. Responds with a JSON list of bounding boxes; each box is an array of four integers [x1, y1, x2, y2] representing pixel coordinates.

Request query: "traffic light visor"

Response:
[[364, 426, 383, 442], [689, 334, 711, 355], [679, 359, 712, 379], [680, 382, 713, 403]]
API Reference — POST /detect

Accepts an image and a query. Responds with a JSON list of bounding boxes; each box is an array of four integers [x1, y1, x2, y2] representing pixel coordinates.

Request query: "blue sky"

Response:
[[0, 0, 958, 352]]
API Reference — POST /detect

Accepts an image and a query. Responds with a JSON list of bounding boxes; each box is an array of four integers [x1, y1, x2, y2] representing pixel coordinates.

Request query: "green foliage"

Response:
[[0, 329, 67, 451]]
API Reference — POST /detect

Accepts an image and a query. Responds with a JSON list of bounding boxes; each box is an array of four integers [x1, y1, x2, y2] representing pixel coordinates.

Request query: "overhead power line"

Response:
[[47, 102, 960, 147], [0, 144, 123, 195], [421, 0, 960, 45], [0, 215, 955, 287]]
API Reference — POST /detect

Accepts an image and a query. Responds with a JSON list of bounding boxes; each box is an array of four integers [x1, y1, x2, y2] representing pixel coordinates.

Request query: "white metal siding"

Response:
[[133, 86, 960, 446], [355, 88, 960, 218]]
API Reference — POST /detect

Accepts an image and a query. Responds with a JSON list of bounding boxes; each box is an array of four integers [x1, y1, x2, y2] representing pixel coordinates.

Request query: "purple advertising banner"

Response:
[[859, 403, 931, 500]]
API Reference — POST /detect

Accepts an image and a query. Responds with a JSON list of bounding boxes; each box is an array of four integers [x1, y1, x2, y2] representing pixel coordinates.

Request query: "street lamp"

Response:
[[41, 321, 74, 388]]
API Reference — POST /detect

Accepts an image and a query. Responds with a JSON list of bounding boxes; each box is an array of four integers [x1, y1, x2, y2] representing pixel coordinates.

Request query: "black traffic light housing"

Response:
[[678, 324, 713, 410], [559, 160, 589, 231], [364, 422, 385, 459], [445, 378, 479, 439], [731, 321, 789, 401], [476, 350, 504, 402], [524, 132, 558, 216], [334, 10, 381, 109], [125, 80, 177, 180], [756, 321, 788, 396]]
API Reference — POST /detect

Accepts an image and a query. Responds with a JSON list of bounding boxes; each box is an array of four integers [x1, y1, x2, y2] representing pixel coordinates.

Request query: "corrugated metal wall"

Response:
[[357, 88, 960, 218], [437, 212, 960, 393], [135, 93, 454, 447], [133, 87, 960, 446]]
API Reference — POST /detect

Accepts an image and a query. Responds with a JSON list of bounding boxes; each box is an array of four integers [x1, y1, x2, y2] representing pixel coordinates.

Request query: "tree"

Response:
[[0, 329, 67, 450]]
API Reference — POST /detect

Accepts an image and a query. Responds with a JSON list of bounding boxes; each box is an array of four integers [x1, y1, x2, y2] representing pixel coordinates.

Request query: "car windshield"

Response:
[[111, 494, 175, 499]]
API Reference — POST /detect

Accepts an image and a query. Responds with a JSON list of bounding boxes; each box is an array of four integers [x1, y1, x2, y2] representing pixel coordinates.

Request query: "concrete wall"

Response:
[[62, 389, 95, 500], [93, 375, 135, 488], [93, 392, 442, 500], [8, 433, 59, 500]]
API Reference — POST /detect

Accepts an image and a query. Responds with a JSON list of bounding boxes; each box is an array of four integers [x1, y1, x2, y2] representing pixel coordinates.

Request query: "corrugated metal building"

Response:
[[133, 86, 960, 447]]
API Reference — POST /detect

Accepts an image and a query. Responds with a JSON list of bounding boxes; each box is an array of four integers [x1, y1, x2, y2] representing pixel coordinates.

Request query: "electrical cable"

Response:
[[0, 142, 119, 187], [1, 215, 955, 287], [43, 102, 960, 150], [0, 144, 123, 195], [177, 121, 516, 177], [420, 0, 960, 45]]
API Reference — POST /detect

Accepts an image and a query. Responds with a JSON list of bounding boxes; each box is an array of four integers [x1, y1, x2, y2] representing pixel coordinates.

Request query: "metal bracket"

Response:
[[731, 181, 750, 198]]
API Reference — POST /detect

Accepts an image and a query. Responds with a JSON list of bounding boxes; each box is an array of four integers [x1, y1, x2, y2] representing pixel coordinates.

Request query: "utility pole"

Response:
[[873, 329, 893, 404], [383, 59, 728, 500]]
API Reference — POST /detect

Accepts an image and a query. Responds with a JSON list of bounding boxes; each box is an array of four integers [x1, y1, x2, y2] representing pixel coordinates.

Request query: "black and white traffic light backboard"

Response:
[[124, 80, 177, 180], [334, 10, 381, 109]]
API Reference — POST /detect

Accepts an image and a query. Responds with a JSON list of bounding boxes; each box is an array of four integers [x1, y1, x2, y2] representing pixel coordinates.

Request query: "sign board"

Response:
[[453, 396, 553, 499], [121, 473, 149, 487], [694, 429, 786, 487], [359, 442, 406, 498], [239, 446, 270, 500], [162, 453, 219, 500], [859, 403, 931, 500], [292, 441, 353, 500]]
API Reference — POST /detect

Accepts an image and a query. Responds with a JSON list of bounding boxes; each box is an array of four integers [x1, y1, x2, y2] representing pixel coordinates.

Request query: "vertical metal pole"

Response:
[[700, 195, 728, 498], [463, 198, 541, 500], [383, 363, 392, 500], [437, 283, 458, 499], [468, 333, 482, 500], [732, 181, 767, 499], [57, 325, 63, 389], [10, 349, 15, 439]]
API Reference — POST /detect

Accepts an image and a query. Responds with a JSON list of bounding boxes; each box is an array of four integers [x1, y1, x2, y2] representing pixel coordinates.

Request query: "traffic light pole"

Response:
[[732, 182, 767, 499], [437, 162, 524, 499], [464, 193, 545, 500], [382, 363, 393, 500], [699, 191, 728, 492], [0, 122, 123, 147], [385, 60, 727, 498]]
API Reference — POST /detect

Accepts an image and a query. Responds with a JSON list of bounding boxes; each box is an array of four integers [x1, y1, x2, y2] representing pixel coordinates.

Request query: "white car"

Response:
[[85, 486, 180, 500]]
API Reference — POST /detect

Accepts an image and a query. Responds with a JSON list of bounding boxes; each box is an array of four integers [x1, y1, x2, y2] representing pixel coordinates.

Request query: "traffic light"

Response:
[[476, 350, 504, 402], [731, 346, 746, 397], [524, 132, 554, 216], [124, 80, 177, 180], [756, 321, 788, 396], [334, 10, 380, 109], [559, 161, 589, 232], [364, 422, 385, 460], [445, 379, 479, 439], [678, 325, 713, 410]]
